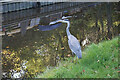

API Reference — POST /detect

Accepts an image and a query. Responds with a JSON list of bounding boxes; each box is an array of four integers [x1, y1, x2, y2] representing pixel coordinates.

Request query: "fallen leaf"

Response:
[[83, 70, 85, 72], [115, 67, 117, 69], [112, 59, 114, 61], [97, 60, 100, 62], [117, 71, 120, 73], [94, 71, 97, 73], [67, 54, 71, 57], [6, 46, 9, 48], [107, 74, 111, 77], [106, 66, 109, 68], [61, 47, 64, 50]]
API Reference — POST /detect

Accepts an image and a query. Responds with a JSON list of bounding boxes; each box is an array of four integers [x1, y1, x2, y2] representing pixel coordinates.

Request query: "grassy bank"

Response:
[[37, 37, 119, 78]]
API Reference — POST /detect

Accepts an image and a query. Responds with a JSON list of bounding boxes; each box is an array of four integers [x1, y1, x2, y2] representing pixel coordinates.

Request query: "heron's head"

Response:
[[49, 16, 72, 25], [49, 19, 69, 25]]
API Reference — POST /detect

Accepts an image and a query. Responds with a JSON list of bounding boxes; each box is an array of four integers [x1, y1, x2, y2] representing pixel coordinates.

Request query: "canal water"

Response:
[[2, 3, 119, 78]]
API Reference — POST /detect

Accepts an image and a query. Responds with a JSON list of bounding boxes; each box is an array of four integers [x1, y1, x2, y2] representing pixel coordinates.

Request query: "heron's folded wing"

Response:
[[68, 35, 81, 53]]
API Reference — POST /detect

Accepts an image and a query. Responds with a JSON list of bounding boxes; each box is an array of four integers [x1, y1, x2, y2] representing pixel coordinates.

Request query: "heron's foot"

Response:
[[70, 57, 74, 63], [70, 58, 74, 63], [71, 59, 78, 64], [73, 57, 79, 64], [75, 59, 78, 64], [71, 58, 76, 63]]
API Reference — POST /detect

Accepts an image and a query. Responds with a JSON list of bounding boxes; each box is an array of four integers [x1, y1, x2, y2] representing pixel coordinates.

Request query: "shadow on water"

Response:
[[2, 3, 119, 78]]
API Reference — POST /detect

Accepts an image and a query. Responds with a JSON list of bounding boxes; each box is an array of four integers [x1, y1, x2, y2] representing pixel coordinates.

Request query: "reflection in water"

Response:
[[2, 3, 119, 78], [38, 23, 62, 31], [30, 17, 41, 27], [20, 20, 30, 36]]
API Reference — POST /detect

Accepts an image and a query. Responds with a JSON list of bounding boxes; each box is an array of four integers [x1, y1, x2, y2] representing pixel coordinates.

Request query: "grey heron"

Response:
[[49, 17, 82, 59]]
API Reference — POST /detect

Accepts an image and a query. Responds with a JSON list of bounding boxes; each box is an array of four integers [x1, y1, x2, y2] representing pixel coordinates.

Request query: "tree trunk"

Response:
[[98, 4, 104, 34], [106, 3, 113, 39], [95, 8, 98, 28]]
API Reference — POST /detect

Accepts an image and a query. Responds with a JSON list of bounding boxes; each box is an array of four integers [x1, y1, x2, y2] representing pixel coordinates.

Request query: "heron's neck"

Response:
[[66, 21, 71, 37]]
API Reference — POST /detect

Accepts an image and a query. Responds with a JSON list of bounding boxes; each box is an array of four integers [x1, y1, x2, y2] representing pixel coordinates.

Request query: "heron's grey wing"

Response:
[[68, 40, 74, 53], [68, 35, 81, 53]]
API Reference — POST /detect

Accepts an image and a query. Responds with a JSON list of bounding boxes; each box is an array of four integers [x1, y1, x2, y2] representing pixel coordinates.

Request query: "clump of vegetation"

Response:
[[37, 37, 119, 78]]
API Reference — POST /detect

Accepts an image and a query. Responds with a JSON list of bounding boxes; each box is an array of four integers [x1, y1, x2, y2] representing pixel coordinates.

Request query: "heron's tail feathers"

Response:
[[77, 50, 82, 59]]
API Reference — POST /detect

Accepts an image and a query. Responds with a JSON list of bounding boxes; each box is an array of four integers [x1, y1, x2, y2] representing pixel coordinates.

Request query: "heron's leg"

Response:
[[72, 52, 74, 63], [75, 56, 78, 64], [72, 52, 74, 57]]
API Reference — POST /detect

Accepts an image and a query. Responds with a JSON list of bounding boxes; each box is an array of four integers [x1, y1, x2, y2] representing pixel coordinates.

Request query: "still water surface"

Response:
[[2, 3, 119, 78]]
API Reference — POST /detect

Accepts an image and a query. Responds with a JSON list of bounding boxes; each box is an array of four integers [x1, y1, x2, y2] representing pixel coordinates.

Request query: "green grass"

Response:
[[36, 37, 119, 78]]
